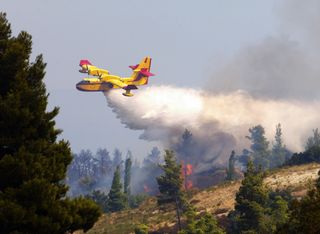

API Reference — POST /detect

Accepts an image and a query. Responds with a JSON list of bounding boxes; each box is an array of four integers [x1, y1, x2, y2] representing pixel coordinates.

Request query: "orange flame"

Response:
[[186, 164, 193, 175], [143, 184, 151, 193], [181, 161, 194, 190]]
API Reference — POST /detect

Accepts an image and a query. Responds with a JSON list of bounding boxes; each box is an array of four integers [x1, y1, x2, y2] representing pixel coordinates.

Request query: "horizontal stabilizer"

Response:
[[140, 68, 154, 77], [80, 60, 92, 66], [129, 64, 139, 70]]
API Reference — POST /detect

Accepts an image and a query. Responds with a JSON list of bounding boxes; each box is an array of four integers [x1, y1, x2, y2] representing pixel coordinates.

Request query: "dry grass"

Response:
[[80, 163, 320, 234]]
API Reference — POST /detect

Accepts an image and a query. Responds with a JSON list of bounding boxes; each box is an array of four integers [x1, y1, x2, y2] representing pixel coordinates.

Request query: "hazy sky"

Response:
[[2, 0, 279, 158]]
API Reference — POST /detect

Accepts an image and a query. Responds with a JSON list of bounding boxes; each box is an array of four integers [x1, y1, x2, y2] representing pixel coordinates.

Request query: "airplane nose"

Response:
[[76, 82, 82, 91]]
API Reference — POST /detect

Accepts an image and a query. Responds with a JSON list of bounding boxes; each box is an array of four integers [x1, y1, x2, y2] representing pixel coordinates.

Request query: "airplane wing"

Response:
[[79, 59, 109, 77], [107, 79, 127, 88], [107, 79, 138, 90]]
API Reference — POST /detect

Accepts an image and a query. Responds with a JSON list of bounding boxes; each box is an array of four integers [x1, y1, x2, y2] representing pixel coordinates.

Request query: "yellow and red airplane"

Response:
[[76, 57, 154, 97]]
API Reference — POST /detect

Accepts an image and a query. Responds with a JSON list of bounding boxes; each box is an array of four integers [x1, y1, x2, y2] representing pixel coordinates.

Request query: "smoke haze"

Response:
[[104, 1, 320, 170], [105, 87, 320, 171]]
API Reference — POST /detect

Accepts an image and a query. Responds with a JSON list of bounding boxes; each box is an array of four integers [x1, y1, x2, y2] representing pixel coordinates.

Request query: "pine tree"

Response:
[[143, 146, 161, 166], [179, 208, 225, 234], [230, 160, 270, 233], [96, 148, 112, 177], [226, 150, 236, 181], [0, 12, 100, 233], [306, 128, 320, 150], [112, 148, 123, 170], [157, 150, 184, 205], [282, 170, 320, 233], [246, 125, 271, 170], [156, 150, 185, 230], [270, 124, 287, 168], [124, 156, 132, 196], [175, 129, 196, 165], [107, 166, 126, 212]]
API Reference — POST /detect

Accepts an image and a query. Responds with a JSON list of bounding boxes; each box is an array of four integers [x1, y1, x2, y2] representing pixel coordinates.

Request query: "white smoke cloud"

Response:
[[105, 87, 320, 168]]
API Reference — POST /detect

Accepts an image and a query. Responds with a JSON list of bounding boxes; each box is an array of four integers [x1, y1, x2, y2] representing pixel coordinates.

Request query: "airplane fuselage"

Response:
[[76, 79, 114, 92], [76, 77, 136, 92]]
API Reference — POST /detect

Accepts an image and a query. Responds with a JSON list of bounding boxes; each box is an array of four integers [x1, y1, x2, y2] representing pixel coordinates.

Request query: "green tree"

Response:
[[270, 124, 287, 168], [230, 161, 289, 234], [286, 145, 320, 166], [134, 224, 149, 234], [156, 150, 185, 230], [107, 166, 127, 212], [179, 208, 225, 234], [269, 195, 289, 232], [86, 190, 109, 212], [226, 150, 236, 181], [281, 170, 320, 233], [306, 128, 320, 150], [247, 125, 271, 170], [157, 150, 183, 204], [0, 12, 100, 233], [143, 146, 161, 166], [176, 129, 196, 165], [124, 155, 132, 196], [230, 160, 270, 233]]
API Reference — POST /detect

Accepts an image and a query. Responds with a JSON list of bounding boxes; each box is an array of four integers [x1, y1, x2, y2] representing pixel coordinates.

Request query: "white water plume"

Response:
[[105, 86, 320, 158]]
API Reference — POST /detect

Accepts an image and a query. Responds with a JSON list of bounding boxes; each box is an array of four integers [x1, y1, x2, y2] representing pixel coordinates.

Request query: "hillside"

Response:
[[82, 163, 320, 234]]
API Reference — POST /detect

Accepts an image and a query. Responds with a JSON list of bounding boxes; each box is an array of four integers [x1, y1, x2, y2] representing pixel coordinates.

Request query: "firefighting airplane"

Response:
[[76, 57, 154, 97]]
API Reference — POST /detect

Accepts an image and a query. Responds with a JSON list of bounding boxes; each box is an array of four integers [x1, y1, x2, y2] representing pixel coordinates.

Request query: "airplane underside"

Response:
[[76, 81, 116, 92]]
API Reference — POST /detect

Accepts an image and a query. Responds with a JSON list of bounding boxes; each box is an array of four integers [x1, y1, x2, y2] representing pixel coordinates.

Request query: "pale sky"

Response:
[[2, 0, 279, 158]]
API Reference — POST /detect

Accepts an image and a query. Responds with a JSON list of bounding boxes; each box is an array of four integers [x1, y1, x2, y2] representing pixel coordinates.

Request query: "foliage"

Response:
[[124, 156, 132, 196], [0, 12, 100, 233], [279, 170, 320, 233], [134, 224, 149, 234], [305, 128, 320, 150], [270, 124, 287, 168], [285, 145, 320, 166], [226, 150, 236, 181], [156, 150, 184, 205], [132, 147, 162, 195], [246, 125, 271, 170], [285, 129, 320, 166], [67, 148, 118, 196], [229, 160, 290, 234], [112, 148, 123, 169], [179, 208, 225, 234], [129, 193, 148, 209], [230, 160, 269, 233], [107, 166, 127, 212], [143, 146, 161, 166], [86, 190, 109, 212], [175, 129, 197, 165], [65, 197, 102, 232], [157, 150, 186, 230]]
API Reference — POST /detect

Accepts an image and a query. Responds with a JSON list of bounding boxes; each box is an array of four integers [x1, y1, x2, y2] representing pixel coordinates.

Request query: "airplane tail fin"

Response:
[[129, 57, 154, 85]]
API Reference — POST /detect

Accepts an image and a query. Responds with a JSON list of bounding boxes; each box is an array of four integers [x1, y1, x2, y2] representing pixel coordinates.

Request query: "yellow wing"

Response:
[[107, 79, 127, 88], [79, 60, 109, 77]]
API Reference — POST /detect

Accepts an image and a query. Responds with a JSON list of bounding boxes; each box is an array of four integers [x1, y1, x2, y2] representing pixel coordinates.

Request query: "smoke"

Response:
[[208, 1, 320, 100], [105, 87, 320, 172], [207, 37, 319, 100], [104, 1, 320, 172]]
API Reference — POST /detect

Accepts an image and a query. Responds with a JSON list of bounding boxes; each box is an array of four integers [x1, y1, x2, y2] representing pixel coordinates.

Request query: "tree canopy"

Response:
[[0, 12, 100, 233]]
